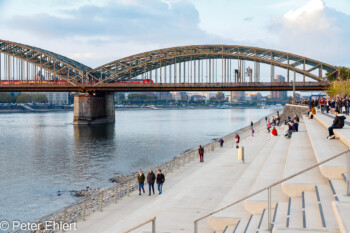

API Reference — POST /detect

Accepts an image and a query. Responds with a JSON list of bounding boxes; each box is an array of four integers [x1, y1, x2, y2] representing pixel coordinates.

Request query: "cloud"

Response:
[[243, 16, 253, 21], [0, 0, 226, 67], [269, 0, 350, 66]]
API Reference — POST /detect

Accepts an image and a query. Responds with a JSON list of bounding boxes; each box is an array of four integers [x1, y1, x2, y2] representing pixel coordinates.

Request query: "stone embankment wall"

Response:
[[280, 104, 309, 122]]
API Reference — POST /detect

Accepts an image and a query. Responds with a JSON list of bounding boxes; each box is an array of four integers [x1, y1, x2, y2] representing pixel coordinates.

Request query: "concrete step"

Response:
[[328, 179, 350, 202], [242, 215, 261, 233], [222, 224, 238, 233], [273, 228, 339, 233], [304, 191, 323, 229], [314, 114, 350, 148], [303, 116, 347, 179], [316, 184, 340, 230], [287, 197, 303, 229], [208, 137, 280, 232], [282, 123, 324, 197], [272, 202, 288, 231], [332, 201, 350, 233], [244, 136, 290, 214], [232, 218, 249, 233]]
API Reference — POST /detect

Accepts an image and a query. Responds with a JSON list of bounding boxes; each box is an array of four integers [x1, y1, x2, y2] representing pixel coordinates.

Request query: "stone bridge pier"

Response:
[[73, 92, 115, 125]]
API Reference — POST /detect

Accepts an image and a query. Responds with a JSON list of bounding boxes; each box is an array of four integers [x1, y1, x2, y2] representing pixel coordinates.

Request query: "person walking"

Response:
[[147, 169, 156, 196], [219, 138, 224, 147], [250, 121, 254, 129], [156, 169, 165, 195], [327, 110, 346, 139], [137, 169, 145, 195], [198, 145, 204, 162], [235, 133, 240, 148]]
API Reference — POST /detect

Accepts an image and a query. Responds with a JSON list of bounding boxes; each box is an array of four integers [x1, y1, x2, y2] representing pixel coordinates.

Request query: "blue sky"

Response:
[[0, 0, 349, 68]]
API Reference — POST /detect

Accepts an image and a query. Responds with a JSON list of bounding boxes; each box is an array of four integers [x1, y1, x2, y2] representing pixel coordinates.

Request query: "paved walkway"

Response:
[[67, 125, 271, 233]]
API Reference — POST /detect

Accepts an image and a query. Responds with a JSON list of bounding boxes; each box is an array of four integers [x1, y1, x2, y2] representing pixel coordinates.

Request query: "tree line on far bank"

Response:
[[327, 66, 350, 97], [0, 93, 48, 103]]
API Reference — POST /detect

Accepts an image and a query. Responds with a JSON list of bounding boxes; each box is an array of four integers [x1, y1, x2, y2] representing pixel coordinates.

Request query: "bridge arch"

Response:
[[0, 39, 91, 85], [88, 45, 339, 85]]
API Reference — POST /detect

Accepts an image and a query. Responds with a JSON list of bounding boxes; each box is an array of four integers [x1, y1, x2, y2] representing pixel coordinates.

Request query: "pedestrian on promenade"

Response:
[[147, 169, 156, 196], [137, 169, 145, 195], [156, 169, 165, 195], [265, 116, 267, 122], [250, 121, 253, 129], [235, 133, 240, 148], [219, 138, 224, 147], [252, 128, 255, 137], [267, 121, 271, 133], [327, 110, 346, 139], [198, 145, 204, 162]]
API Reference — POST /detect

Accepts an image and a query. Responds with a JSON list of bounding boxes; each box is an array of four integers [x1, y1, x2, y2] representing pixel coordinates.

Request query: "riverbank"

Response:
[[62, 112, 277, 233], [29, 110, 277, 233]]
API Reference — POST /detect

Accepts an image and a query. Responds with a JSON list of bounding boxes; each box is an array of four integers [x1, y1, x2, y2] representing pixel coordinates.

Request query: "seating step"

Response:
[[314, 114, 350, 148], [282, 123, 323, 197], [303, 116, 347, 179], [244, 136, 290, 214], [208, 137, 280, 232], [332, 201, 350, 233], [242, 214, 261, 233]]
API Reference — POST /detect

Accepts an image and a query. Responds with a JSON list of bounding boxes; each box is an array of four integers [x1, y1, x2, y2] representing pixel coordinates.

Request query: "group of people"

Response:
[[318, 97, 350, 115], [137, 169, 165, 196], [266, 114, 281, 133], [284, 114, 299, 138]]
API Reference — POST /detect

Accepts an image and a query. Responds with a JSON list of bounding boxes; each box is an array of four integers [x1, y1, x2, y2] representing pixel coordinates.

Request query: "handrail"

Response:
[[194, 148, 350, 231], [124, 217, 156, 233]]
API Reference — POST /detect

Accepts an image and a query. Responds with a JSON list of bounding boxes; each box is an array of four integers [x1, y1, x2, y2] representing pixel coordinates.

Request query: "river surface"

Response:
[[0, 108, 274, 225]]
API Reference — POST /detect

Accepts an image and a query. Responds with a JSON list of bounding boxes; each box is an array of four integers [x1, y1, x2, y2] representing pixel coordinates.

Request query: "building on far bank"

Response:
[[155, 92, 173, 101], [171, 92, 188, 102], [36, 92, 70, 105], [270, 75, 287, 100], [230, 91, 245, 102]]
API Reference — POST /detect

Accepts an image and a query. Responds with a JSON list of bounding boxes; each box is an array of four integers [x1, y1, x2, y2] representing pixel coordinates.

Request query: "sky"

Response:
[[0, 0, 349, 68]]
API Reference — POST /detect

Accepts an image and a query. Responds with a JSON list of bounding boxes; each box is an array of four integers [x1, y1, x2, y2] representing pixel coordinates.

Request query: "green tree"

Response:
[[327, 66, 350, 81], [17, 93, 33, 103], [216, 92, 225, 101], [127, 93, 157, 103], [32, 94, 48, 103], [0, 93, 14, 103]]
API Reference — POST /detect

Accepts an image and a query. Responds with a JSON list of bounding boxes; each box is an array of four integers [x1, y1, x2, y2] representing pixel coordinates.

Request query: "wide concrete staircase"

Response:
[[207, 114, 350, 233]]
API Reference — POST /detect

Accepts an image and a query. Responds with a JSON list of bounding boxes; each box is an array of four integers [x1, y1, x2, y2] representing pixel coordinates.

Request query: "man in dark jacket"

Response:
[[137, 169, 145, 195], [156, 169, 165, 195], [147, 169, 156, 196], [327, 110, 346, 139]]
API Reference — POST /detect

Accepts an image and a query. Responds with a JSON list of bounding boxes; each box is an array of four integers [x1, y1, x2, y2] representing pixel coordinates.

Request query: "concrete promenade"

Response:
[[67, 123, 271, 233]]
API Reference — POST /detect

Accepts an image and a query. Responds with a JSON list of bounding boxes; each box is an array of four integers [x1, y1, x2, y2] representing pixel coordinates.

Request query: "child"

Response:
[[252, 128, 255, 137]]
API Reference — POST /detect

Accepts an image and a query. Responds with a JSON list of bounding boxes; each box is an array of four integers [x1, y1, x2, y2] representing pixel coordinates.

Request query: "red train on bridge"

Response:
[[0, 79, 154, 85]]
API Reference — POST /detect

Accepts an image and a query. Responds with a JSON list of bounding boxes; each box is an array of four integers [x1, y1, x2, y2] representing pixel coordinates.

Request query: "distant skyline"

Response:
[[0, 0, 349, 68]]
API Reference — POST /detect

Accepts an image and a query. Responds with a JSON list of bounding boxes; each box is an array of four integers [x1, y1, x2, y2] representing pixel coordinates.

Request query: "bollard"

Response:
[[100, 192, 104, 212], [183, 157, 185, 166], [152, 217, 156, 233], [114, 186, 118, 204], [83, 200, 86, 221], [194, 220, 198, 233]]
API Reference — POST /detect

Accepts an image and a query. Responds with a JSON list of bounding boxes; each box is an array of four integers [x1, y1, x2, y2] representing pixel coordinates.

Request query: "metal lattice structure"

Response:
[[0, 39, 91, 85], [88, 45, 339, 85], [0, 40, 340, 91]]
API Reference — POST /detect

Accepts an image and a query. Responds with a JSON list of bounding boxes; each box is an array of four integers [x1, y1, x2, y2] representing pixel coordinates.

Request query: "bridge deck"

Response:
[[0, 82, 329, 92]]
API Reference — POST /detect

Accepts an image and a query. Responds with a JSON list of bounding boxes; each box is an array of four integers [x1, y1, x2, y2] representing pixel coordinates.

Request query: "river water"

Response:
[[0, 108, 274, 225]]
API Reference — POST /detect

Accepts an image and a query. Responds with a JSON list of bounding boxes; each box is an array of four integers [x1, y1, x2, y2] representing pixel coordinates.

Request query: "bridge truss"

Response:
[[0, 40, 340, 92]]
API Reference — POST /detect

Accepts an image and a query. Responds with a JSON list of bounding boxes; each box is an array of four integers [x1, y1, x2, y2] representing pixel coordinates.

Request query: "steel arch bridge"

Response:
[[0, 39, 339, 92]]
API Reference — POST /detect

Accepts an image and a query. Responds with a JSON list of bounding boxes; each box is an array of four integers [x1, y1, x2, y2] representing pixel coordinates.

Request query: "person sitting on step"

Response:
[[327, 109, 346, 139]]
